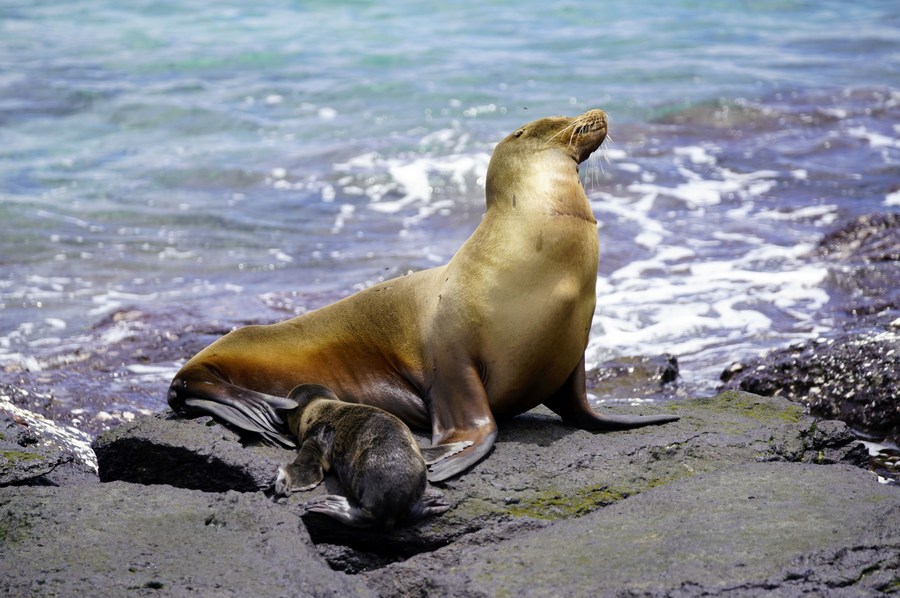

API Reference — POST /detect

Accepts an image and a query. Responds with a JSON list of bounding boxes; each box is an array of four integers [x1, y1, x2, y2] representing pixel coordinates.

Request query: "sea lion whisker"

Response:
[[599, 137, 612, 167], [544, 121, 578, 146]]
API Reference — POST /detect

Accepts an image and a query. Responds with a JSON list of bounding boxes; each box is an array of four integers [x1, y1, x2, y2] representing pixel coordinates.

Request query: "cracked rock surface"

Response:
[[4, 390, 897, 596]]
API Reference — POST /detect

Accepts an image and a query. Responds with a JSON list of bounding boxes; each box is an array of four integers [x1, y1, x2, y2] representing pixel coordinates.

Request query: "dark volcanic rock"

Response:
[[91, 391, 868, 575], [0, 482, 371, 597], [815, 212, 900, 263], [364, 463, 900, 597], [3, 390, 894, 596], [721, 330, 900, 443], [586, 353, 680, 401], [0, 415, 96, 487], [722, 212, 900, 445], [817, 211, 900, 317]]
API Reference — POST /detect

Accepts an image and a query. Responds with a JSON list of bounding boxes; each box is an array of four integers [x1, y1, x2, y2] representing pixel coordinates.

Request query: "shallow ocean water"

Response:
[[1, 1, 898, 439]]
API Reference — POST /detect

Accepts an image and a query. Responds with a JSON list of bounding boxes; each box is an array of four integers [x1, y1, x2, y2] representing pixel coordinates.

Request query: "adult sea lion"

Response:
[[274, 384, 469, 529], [168, 108, 679, 481]]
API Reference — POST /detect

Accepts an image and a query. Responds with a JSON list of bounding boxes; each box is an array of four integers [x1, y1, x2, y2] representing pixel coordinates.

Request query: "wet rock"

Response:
[[721, 330, 900, 444], [814, 212, 900, 263], [721, 213, 900, 446], [817, 212, 900, 324], [0, 415, 96, 487], [0, 482, 371, 597], [0, 416, 67, 485], [586, 353, 680, 400], [4, 390, 893, 596], [91, 391, 868, 574]]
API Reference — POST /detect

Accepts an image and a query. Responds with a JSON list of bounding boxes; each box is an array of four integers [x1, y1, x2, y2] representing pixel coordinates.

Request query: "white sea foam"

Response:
[[337, 151, 490, 218], [44, 317, 67, 330], [88, 289, 159, 317], [268, 248, 293, 263], [756, 204, 838, 224], [585, 144, 833, 388], [158, 246, 195, 260], [331, 204, 356, 234], [126, 362, 180, 383], [629, 167, 778, 209], [846, 126, 900, 149], [674, 145, 718, 165], [603, 148, 628, 161], [589, 256, 831, 386], [318, 106, 338, 120]]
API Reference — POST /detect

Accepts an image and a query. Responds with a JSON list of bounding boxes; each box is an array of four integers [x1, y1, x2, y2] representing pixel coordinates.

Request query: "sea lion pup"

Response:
[[168, 108, 679, 482], [273, 384, 469, 529]]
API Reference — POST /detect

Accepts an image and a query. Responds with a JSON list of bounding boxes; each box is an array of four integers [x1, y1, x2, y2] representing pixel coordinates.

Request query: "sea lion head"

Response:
[[486, 108, 607, 211], [285, 383, 341, 436], [499, 108, 607, 165], [288, 383, 339, 411]]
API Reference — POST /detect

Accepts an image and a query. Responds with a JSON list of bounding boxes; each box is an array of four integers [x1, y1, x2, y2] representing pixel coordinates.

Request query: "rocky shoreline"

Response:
[[721, 212, 900, 478], [2, 389, 898, 596], [2, 213, 900, 596]]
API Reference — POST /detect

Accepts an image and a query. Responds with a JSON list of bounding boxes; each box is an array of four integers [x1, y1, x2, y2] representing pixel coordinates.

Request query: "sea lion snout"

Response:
[[570, 109, 608, 162], [575, 108, 607, 132]]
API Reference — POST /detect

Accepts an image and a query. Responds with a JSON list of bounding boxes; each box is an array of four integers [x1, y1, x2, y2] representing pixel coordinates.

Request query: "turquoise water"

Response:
[[1, 0, 898, 432]]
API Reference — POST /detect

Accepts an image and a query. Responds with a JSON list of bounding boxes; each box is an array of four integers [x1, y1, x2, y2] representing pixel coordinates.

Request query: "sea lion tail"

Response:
[[167, 365, 298, 448]]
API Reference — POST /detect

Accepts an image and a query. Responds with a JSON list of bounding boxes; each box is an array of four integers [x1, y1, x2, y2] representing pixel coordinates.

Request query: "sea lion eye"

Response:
[[514, 130, 525, 138]]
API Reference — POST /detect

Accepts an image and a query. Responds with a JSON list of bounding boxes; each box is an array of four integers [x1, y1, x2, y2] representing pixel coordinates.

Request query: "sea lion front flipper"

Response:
[[420, 440, 473, 466], [273, 438, 327, 496], [426, 364, 498, 482], [427, 427, 496, 483], [544, 356, 680, 430], [301, 495, 377, 528]]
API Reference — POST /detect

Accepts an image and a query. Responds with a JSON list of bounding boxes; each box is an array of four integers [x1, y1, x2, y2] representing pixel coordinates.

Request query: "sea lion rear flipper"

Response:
[[544, 357, 679, 431], [426, 429, 496, 483], [302, 495, 377, 528], [169, 365, 298, 447], [408, 489, 452, 523], [420, 440, 473, 466]]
